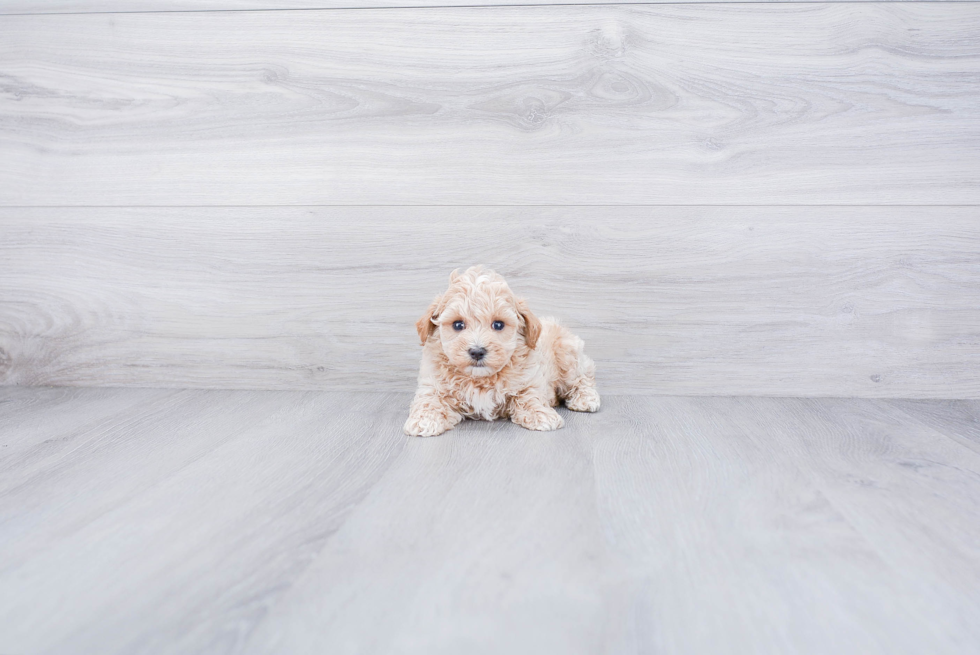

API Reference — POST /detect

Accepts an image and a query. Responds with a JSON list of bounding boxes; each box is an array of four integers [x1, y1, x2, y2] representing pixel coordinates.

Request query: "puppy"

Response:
[[404, 266, 600, 437]]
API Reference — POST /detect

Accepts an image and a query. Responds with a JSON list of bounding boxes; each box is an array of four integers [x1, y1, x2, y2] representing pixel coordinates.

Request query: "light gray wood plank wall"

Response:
[[1, 0, 968, 16], [3, 4, 979, 395], [2, 5, 979, 205], [2, 206, 977, 397]]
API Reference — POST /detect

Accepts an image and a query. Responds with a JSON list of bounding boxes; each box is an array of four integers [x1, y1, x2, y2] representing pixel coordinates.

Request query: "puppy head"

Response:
[[416, 266, 541, 378]]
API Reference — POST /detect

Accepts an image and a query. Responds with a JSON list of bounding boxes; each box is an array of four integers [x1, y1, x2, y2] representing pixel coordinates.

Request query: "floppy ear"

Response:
[[415, 294, 444, 345], [517, 298, 542, 350]]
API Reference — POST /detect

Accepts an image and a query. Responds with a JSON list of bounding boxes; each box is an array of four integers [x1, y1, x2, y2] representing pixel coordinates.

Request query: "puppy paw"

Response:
[[512, 406, 564, 432], [565, 386, 601, 413], [403, 411, 457, 437]]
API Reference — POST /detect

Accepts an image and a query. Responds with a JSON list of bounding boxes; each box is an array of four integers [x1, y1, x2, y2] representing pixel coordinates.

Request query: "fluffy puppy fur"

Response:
[[404, 266, 600, 437]]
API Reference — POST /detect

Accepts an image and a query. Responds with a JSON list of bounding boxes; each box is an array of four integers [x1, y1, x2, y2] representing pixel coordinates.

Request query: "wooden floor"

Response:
[[2, 387, 979, 654]]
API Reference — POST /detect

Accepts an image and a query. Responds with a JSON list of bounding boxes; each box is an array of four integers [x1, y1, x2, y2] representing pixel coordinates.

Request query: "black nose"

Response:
[[468, 346, 487, 361]]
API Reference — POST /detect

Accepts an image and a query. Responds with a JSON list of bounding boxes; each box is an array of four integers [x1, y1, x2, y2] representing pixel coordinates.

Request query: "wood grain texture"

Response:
[[753, 397, 980, 640], [0, 388, 407, 654], [3, 389, 979, 653], [887, 399, 980, 454], [584, 396, 980, 654], [2, 206, 978, 397], [2, 4, 979, 205], [1, 0, 970, 17]]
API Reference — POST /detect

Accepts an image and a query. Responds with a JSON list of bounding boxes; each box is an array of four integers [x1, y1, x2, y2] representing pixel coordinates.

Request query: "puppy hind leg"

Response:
[[564, 376, 601, 413], [557, 336, 601, 413]]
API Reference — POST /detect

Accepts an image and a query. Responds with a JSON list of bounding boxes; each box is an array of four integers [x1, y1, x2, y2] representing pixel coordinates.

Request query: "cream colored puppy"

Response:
[[404, 266, 600, 437]]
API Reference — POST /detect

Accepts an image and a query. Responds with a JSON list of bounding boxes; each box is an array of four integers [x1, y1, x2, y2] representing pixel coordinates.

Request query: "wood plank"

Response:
[[2, 206, 978, 397], [1, 0, 968, 17], [0, 388, 407, 654], [747, 397, 980, 641], [245, 404, 614, 655], [2, 4, 979, 205], [886, 399, 980, 454], [0, 386, 169, 455], [583, 396, 980, 654]]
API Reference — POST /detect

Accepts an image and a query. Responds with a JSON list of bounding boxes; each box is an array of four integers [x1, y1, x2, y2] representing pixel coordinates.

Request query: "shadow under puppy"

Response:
[[404, 266, 600, 437]]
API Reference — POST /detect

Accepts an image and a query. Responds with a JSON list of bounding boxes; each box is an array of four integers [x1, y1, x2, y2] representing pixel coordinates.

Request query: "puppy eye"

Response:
[[452, 320, 465, 331], [491, 320, 505, 331]]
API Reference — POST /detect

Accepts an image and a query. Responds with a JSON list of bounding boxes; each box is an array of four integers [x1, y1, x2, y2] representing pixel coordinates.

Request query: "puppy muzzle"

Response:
[[468, 346, 488, 364]]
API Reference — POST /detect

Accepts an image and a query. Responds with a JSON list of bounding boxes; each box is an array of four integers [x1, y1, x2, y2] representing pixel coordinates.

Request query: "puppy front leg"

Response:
[[403, 392, 462, 437], [509, 391, 564, 432]]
